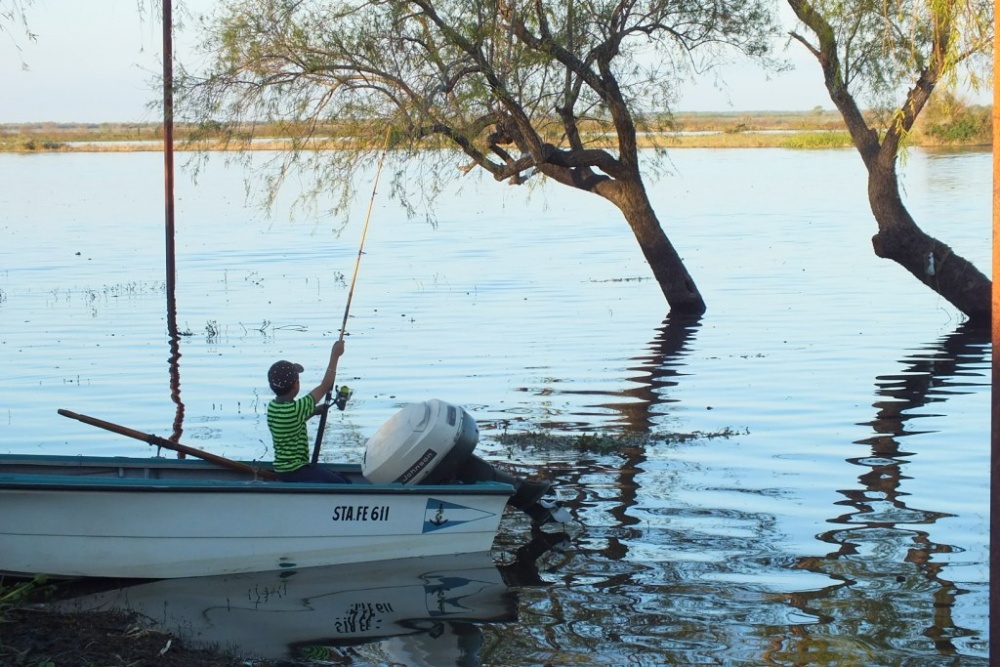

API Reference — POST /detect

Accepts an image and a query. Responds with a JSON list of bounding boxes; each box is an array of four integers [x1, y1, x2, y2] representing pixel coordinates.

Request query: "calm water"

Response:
[[0, 147, 991, 665]]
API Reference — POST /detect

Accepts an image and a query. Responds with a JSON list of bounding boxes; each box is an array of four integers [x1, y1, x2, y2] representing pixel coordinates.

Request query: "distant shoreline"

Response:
[[0, 110, 990, 151]]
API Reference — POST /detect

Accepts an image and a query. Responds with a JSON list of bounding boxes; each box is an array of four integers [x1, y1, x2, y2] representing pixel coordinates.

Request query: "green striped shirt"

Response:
[[267, 395, 316, 472]]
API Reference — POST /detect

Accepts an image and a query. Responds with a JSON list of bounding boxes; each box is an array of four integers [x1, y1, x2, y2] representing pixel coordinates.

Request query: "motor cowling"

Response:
[[362, 398, 478, 485], [362, 399, 569, 525]]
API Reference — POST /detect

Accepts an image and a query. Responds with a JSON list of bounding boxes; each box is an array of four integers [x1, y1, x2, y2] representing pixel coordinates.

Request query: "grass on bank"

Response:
[[1, 105, 991, 153], [1, 574, 272, 666]]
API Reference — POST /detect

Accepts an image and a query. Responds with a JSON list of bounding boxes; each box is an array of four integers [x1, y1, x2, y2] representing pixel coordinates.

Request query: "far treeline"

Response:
[[0, 101, 992, 152]]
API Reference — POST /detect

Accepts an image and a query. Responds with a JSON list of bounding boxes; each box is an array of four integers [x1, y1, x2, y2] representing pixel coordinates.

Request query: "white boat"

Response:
[[0, 453, 515, 579], [0, 400, 568, 579]]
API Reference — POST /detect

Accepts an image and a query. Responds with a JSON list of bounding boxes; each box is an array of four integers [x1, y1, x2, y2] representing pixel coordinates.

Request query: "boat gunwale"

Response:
[[0, 477, 514, 494], [0, 454, 515, 495]]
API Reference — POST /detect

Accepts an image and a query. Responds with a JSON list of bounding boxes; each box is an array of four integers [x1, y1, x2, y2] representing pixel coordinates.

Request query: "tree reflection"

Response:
[[549, 313, 702, 432], [614, 314, 702, 432], [484, 315, 707, 661], [514, 314, 700, 433], [539, 314, 701, 560], [783, 322, 989, 661]]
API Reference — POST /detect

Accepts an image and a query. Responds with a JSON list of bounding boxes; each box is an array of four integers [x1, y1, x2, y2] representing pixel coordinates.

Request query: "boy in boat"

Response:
[[266, 340, 350, 483]]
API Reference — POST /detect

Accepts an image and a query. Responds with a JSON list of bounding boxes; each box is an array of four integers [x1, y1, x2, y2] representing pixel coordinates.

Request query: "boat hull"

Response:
[[0, 454, 513, 578]]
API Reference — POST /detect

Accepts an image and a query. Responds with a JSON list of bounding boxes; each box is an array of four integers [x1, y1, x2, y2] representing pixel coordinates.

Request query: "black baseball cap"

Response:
[[268, 360, 304, 394]]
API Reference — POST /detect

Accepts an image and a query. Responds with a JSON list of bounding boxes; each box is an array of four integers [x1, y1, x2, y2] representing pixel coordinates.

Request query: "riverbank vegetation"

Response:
[[0, 574, 270, 666], [0, 104, 990, 154]]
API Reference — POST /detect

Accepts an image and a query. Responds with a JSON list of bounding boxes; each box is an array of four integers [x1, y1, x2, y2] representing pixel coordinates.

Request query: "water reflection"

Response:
[[786, 323, 990, 662], [166, 295, 186, 444], [538, 315, 697, 565], [615, 314, 701, 432], [488, 321, 989, 665], [553, 314, 701, 432], [55, 532, 568, 664]]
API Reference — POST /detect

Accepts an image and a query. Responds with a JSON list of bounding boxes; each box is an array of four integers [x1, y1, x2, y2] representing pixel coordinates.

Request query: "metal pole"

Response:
[[990, 0, 999, 657], [163, 0, 185, 450], [163, 0, 175, 309]]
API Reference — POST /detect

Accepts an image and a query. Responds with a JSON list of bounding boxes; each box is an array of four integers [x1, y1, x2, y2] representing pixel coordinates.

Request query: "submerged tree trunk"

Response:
[[611, 181, 705, 316], [868, 159, 990, 321], [788, 0, 991, 325]]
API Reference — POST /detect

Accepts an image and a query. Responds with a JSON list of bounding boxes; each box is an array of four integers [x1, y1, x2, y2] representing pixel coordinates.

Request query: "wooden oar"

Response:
[[58, 409, 278, 481]]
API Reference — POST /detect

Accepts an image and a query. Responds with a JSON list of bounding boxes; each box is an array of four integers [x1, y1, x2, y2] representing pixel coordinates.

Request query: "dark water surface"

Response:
[[0, 148, 990, 665]]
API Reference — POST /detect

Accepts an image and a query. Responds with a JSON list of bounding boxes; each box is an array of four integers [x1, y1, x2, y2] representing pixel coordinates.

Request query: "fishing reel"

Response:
[[334, 385, 353, 411]]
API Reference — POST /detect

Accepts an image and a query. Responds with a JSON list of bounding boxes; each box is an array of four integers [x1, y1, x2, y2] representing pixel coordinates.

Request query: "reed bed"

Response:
[[0, 110, 987, 152]]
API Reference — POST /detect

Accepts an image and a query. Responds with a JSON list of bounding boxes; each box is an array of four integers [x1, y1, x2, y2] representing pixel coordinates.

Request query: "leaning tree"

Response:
[[787, 0, 993, 324], [178, 0, 781, 317]]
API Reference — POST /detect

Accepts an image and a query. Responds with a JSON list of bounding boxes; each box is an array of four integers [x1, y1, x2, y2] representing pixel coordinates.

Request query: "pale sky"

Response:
[[0, 1, 895, 124]]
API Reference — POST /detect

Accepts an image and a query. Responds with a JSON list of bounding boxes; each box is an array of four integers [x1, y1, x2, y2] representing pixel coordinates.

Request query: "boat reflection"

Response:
[[56, 531, 568, 664]]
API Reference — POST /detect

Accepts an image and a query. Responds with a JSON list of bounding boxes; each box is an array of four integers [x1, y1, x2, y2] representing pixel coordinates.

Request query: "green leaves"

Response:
[[178, 0, 783, 191], [789, 0, 993, 112]]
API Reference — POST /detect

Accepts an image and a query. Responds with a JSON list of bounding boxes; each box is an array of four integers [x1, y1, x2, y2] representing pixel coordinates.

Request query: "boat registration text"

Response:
[[331, 504, 391, 522]]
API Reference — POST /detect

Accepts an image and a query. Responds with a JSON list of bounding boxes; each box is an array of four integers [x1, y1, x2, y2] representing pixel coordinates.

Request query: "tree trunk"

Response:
[[787, 0, 992, 326], [537, 148, 706, 315], [613, 181, 706, 316], [868, 159, 991, 324]]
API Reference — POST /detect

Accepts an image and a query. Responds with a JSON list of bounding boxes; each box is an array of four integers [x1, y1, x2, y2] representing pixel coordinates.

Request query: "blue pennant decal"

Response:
[[422, 498, 495, 533]]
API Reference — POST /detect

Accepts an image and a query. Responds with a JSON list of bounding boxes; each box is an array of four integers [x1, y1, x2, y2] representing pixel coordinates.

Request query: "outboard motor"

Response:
[[362, 399, 568, 525]]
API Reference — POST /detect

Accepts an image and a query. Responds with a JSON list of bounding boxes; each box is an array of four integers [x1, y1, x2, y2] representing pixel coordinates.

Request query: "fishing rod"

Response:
[[311, 128, 392, 464]]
